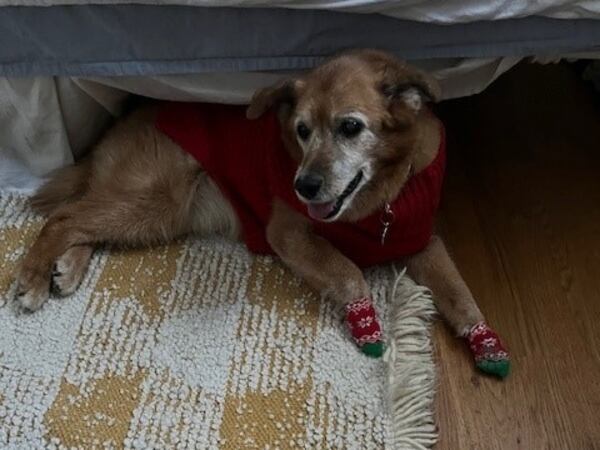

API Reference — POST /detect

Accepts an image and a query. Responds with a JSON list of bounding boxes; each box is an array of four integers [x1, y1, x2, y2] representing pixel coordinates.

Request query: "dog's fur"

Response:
[[17, 50, 484, 340]]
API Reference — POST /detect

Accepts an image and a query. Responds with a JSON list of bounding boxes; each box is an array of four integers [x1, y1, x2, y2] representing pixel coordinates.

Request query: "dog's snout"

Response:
[[295, 173, 324, 200]]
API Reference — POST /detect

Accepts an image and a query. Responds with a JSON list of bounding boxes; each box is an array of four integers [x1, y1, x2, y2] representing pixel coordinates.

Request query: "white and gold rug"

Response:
[[0, 193, 437, 449]]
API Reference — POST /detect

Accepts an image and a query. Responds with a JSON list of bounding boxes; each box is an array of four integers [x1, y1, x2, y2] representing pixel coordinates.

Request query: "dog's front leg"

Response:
[[406, 235, 510, 377], [267, 199, 385, 357]]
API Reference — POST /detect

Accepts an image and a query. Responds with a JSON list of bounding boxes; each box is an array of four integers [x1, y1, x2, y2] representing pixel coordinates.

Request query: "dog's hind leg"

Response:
[[18, 107, 239, 311], [16, 188, 198, 311]]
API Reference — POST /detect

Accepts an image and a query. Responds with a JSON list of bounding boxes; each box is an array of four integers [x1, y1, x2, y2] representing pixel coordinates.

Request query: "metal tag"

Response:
[[380, 203, 395, 245]]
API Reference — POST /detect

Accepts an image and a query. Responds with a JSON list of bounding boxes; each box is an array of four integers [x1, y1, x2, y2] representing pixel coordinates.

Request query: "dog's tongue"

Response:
[[307, 201, 336, 220]]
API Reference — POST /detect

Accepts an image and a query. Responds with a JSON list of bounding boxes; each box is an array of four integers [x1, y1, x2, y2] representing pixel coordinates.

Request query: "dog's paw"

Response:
[[51, 247, 91, 296], [16, 281, 50, 312], [15, 259, 54, 311], [466, 321, 510, 379]]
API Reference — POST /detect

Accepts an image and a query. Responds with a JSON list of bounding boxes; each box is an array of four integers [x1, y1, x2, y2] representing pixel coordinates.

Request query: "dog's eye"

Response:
[[296, 122, 311, 141], [339, 119, 364, 138]]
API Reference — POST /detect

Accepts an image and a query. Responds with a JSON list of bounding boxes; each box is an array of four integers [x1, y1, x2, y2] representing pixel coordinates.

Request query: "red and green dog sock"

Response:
[[345, 297, 385, 358], [465, 321, 510, 378]]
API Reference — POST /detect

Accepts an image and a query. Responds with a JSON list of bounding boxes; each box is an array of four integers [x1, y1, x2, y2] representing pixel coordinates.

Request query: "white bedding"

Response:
[[1, 0, 600, 24]]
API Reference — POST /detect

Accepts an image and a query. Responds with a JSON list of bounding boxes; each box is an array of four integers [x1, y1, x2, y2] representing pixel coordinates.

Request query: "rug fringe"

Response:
[[384, 267, 438, 449]]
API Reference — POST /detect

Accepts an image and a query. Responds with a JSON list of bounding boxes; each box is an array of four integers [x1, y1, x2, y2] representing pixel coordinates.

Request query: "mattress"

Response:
[[2, 0, 600, 24]]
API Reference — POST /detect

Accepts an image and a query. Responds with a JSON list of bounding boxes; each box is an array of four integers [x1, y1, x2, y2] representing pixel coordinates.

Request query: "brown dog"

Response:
[[16, 50, 509, 376]]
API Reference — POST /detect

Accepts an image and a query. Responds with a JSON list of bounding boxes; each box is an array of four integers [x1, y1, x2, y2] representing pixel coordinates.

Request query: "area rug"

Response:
[[0, 192, 437, 449]]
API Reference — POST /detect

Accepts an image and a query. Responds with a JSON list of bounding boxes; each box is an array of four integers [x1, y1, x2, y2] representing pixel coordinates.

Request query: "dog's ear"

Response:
[[246, 79, 301, 120], [349, 50, 440, 129], [353, 50, 440, 113], [379, 62, 441, 113]]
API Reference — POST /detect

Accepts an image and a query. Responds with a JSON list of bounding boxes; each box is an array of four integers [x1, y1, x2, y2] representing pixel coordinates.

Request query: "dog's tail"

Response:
[[30, 158, 92, 215]]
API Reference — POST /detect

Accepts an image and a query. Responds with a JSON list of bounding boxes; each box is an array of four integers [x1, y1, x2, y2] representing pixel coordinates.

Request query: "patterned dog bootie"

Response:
[[466, 322, 510, 378], [345, 297, 385, 358]]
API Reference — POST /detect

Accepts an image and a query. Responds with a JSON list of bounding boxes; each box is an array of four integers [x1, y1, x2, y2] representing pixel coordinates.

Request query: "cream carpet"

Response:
[[0, 192, 437, 449]]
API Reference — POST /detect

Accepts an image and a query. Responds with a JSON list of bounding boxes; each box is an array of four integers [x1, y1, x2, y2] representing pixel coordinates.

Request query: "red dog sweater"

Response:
[[156, 102, 446, 268]]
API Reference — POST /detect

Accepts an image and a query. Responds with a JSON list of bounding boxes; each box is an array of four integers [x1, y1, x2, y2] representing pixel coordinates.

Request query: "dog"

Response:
[[16, 50, 509, 376]]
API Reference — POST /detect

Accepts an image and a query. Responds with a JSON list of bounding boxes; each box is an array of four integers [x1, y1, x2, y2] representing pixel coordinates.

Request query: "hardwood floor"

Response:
[[433, 62, 600, 450]]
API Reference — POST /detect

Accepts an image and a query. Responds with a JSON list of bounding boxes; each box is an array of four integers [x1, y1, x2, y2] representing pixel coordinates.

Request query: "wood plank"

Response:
[[433, 62, 600, 450]]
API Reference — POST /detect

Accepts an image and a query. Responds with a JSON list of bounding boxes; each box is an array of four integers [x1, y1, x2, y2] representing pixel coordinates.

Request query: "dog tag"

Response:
[[380, 203, 395, 246]]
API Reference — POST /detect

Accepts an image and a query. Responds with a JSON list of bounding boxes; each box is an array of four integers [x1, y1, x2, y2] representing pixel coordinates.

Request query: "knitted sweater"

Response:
[[156, 102, 445, 268]]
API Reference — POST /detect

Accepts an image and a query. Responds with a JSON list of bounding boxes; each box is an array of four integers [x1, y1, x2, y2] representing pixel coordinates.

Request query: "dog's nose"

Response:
[[295, 173, 324, 200]]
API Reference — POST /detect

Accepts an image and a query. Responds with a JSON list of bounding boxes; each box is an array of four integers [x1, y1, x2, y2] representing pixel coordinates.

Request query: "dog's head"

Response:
[[247, 49, 441, 222]]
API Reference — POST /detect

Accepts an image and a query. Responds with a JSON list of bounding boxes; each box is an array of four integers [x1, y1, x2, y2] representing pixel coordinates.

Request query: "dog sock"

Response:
[[465, 321, 510, 378], [345, 297, 385, 357]]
